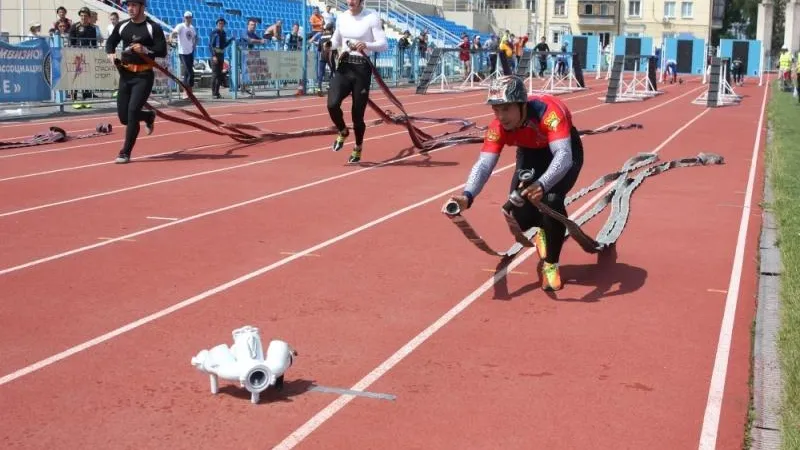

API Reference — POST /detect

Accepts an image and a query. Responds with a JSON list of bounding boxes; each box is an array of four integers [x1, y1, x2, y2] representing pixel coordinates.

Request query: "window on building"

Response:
[[600, 3, 609, 15], [554, 0, 566, 15], [552, 30, 562, 43], [584, 3, 593, 14], [664, 1, 676, 18], [681, 1, 693, 17], [628, 0, 641, 17]]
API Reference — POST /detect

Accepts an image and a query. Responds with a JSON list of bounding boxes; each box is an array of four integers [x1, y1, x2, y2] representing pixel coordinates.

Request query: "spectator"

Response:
[[417, 29, 428, 57], [171, 11, 198, 94], [556, 42, 569, 76], [209, 17, 228, 99], [53, 19, 70, 40], [458, 34, 471, 80], [498, 33, 512, 74], [471, 35, 482, 73], [244, 18, 264, 48], [68, 7, 98, 108], [483, 34, 498, 76], [90, 10, 103, 44], [316, 22, 336, 95], [51, 6, 72, 34], [286, 23, 302, 51], [69, 7, 97, 48], [533, 36, 549, 76], [309, 7, 324, 40], [514, 34, 527, 72], [28, 23, 42, 39], [322, 6, 335, 27], [397, 30, 411, 79], [106, 12, 119, 39], [263, 19, 282, 45]]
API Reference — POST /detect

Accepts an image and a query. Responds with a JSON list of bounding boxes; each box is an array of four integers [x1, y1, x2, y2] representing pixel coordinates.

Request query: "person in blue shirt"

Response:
[[245, 18, 264, 49], [209, 17, 228, 99]]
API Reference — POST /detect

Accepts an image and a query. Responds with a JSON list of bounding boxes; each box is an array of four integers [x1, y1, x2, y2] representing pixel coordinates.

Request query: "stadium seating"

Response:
[[421, 14, 490, 42], [143, 0, 486, 61], [146, 0, 316, 60]]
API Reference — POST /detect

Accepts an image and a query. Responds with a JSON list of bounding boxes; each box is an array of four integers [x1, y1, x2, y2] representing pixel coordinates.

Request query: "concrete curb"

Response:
[[751, 124, 784, 450]]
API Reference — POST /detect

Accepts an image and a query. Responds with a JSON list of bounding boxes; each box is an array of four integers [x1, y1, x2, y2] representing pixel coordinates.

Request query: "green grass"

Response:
[[764, 81, 800, 449]]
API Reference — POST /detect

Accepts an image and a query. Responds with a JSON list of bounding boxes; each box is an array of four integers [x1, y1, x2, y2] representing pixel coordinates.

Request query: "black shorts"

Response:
[[508, 126, 584, 229]]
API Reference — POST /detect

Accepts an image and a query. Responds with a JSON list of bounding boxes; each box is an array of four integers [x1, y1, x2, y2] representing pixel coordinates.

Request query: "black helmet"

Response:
[[486, 75, 528, 105]]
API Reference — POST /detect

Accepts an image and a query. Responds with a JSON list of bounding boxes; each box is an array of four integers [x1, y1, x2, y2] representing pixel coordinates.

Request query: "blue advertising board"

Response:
[[0, 38, 52, 103]]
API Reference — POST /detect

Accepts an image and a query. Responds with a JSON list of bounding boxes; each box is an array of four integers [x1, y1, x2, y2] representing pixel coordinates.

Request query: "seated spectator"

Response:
[[263, 20, 282, 44]]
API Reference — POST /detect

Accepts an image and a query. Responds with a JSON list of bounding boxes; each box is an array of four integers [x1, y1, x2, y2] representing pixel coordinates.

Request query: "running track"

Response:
[[0, 76, 767, 449]]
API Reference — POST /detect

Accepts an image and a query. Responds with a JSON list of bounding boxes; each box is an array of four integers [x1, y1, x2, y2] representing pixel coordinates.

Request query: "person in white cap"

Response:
[[170, 11, 198, 90]]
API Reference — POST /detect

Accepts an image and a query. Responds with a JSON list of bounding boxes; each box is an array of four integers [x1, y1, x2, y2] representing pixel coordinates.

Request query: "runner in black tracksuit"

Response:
[[105, 0, 167, 164]]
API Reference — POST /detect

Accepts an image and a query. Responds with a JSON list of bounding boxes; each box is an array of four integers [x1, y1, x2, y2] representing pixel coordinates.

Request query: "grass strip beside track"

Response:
[[764, 82, 800, 449]]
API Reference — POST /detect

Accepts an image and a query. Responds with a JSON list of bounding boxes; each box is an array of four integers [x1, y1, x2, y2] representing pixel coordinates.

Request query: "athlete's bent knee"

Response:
[[327, 96, 343, 111]]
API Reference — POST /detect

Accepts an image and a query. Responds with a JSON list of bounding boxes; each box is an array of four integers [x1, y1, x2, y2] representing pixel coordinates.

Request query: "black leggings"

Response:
[[116, 70, 155, 156], [327, 61, 372, 146], [509, 127, 584, 264]]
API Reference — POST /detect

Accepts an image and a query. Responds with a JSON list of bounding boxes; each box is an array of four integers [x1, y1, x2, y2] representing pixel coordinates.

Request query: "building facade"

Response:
[[534, 0, 724, 49]]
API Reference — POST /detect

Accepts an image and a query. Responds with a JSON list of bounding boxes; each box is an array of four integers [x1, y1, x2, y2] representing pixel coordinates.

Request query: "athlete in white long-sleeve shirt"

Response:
[[327, 0, 387, 163]]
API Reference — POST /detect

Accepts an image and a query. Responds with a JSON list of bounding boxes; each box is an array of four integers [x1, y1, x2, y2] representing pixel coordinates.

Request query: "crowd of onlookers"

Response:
[[12, 4, 586, 100]]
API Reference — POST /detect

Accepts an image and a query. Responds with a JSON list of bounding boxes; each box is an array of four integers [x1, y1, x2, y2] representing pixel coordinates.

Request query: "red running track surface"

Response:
[[0, 75, 766, 449]]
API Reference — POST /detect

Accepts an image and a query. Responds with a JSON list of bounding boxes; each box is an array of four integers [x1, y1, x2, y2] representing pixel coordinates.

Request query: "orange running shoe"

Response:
[[541, 262, 562, 291]]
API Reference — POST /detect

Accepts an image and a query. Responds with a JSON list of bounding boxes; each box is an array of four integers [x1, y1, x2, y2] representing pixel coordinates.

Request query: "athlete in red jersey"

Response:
[[444, 75, 584, 290]]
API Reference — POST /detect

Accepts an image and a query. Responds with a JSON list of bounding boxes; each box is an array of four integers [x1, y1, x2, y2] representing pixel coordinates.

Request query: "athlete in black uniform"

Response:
[[105, 0, 167, 164]]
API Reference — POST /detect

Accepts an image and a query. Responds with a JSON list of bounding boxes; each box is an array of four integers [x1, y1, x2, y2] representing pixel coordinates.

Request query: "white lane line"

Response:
[[697, 73, 771, 450], [146, 216, 179, 221]]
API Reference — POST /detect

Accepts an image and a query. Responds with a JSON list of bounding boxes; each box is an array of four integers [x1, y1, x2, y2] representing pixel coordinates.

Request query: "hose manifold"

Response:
[[191, 325, 298, 404]]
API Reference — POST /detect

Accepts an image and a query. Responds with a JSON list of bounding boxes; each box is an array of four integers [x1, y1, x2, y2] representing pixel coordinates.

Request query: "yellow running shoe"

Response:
[[541, 262, 562, 291], [332, 131, 348, 152], [348, 146, 362, 163], [534, 229, 547, 260]]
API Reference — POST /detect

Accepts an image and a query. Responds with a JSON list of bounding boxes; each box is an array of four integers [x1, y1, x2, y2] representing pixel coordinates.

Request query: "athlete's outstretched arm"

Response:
[[463, 152, 500, 204]]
